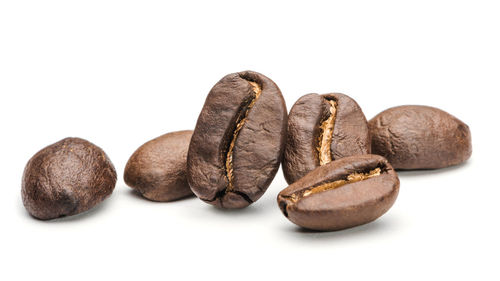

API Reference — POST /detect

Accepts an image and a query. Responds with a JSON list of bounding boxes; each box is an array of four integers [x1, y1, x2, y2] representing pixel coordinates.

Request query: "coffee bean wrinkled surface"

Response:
[[369, 105, 472, 169], [187, 71, 287, 208], [22, 138, 117, 220], [124, 130, 194, 202]]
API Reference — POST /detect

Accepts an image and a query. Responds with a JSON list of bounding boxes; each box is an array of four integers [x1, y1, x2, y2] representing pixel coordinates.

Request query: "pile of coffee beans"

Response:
[[21, 70, 472, 231]]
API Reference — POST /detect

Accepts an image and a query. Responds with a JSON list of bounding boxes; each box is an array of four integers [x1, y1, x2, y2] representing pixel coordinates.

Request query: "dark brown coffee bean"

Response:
[[124, 130, 194, 202], [369, 105, 472, 169], [283, 93, 370, 184], [187, 70, 287, 208], [22, 138, 117, 220], [278, 154, 399, 231]]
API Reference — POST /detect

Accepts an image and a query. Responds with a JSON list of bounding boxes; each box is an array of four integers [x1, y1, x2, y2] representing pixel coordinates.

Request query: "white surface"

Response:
[[1, 1, 499, 280]]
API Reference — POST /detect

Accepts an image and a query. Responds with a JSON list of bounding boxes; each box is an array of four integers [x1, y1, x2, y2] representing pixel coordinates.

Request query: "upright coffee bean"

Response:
[[124, 130, 194, 202], [369, 105, 472, 169], [283, 93, 370, 184], [187, 71, 287, 208], [22, 138, 117, 220], [278, 154, 399, 231]]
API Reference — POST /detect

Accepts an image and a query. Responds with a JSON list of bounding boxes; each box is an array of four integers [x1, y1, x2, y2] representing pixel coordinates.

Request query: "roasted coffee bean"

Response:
[[278, 154, 399, 231], [369, 105, 472, 169], [187, 70, 287, 208], [124, 130, 194, 202], [283, 93, 370, 184], [22, 138, 117, 220]]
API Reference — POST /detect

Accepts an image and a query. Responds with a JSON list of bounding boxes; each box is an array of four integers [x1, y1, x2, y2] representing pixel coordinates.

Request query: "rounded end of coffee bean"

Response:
[[124, 130, 194, 202], [369, 105, 472, 170], [21, 137, 117, 220]]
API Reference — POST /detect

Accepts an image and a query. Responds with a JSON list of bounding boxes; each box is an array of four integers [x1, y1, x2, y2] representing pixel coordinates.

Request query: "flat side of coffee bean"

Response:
[[283, 93, 370, 184], [278, 154, 399, 231], [368, 105, 472, 169], [187, 70, 287, 208], [21, 138, 117, 220], [124, 130, 194, 202]]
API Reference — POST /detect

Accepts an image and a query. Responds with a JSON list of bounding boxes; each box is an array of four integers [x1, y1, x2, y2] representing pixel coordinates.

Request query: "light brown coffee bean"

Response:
[[124, 130, 194, 202]]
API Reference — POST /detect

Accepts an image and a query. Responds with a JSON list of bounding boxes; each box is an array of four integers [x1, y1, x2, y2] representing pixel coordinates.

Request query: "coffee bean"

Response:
[[22, 138, 117, 220], [278, 154, 399, 231], [187, 70, 287, 208], [369, 105, 472, 169], [124, 130, 194, 202], [283, 93, 370, 184]]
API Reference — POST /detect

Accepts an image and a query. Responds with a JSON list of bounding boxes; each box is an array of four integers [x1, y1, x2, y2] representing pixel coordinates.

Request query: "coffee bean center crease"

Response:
[[224, 79, 262, 195], [286, 167, 382, 203], [318, 99, 337, 165]]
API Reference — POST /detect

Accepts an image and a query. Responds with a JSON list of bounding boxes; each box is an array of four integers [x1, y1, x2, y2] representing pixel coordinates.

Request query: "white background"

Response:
[[1, 1, 499, 280]]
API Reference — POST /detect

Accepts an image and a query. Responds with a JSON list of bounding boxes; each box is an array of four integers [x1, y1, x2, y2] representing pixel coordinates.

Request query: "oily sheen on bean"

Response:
[[283, 93, 370, 184], [187, 70, 287, 209], [22, 138, 117, 220], [278, 154, 399, 231], [124, 130, 194, 202], [369, 105, 472, 169]]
